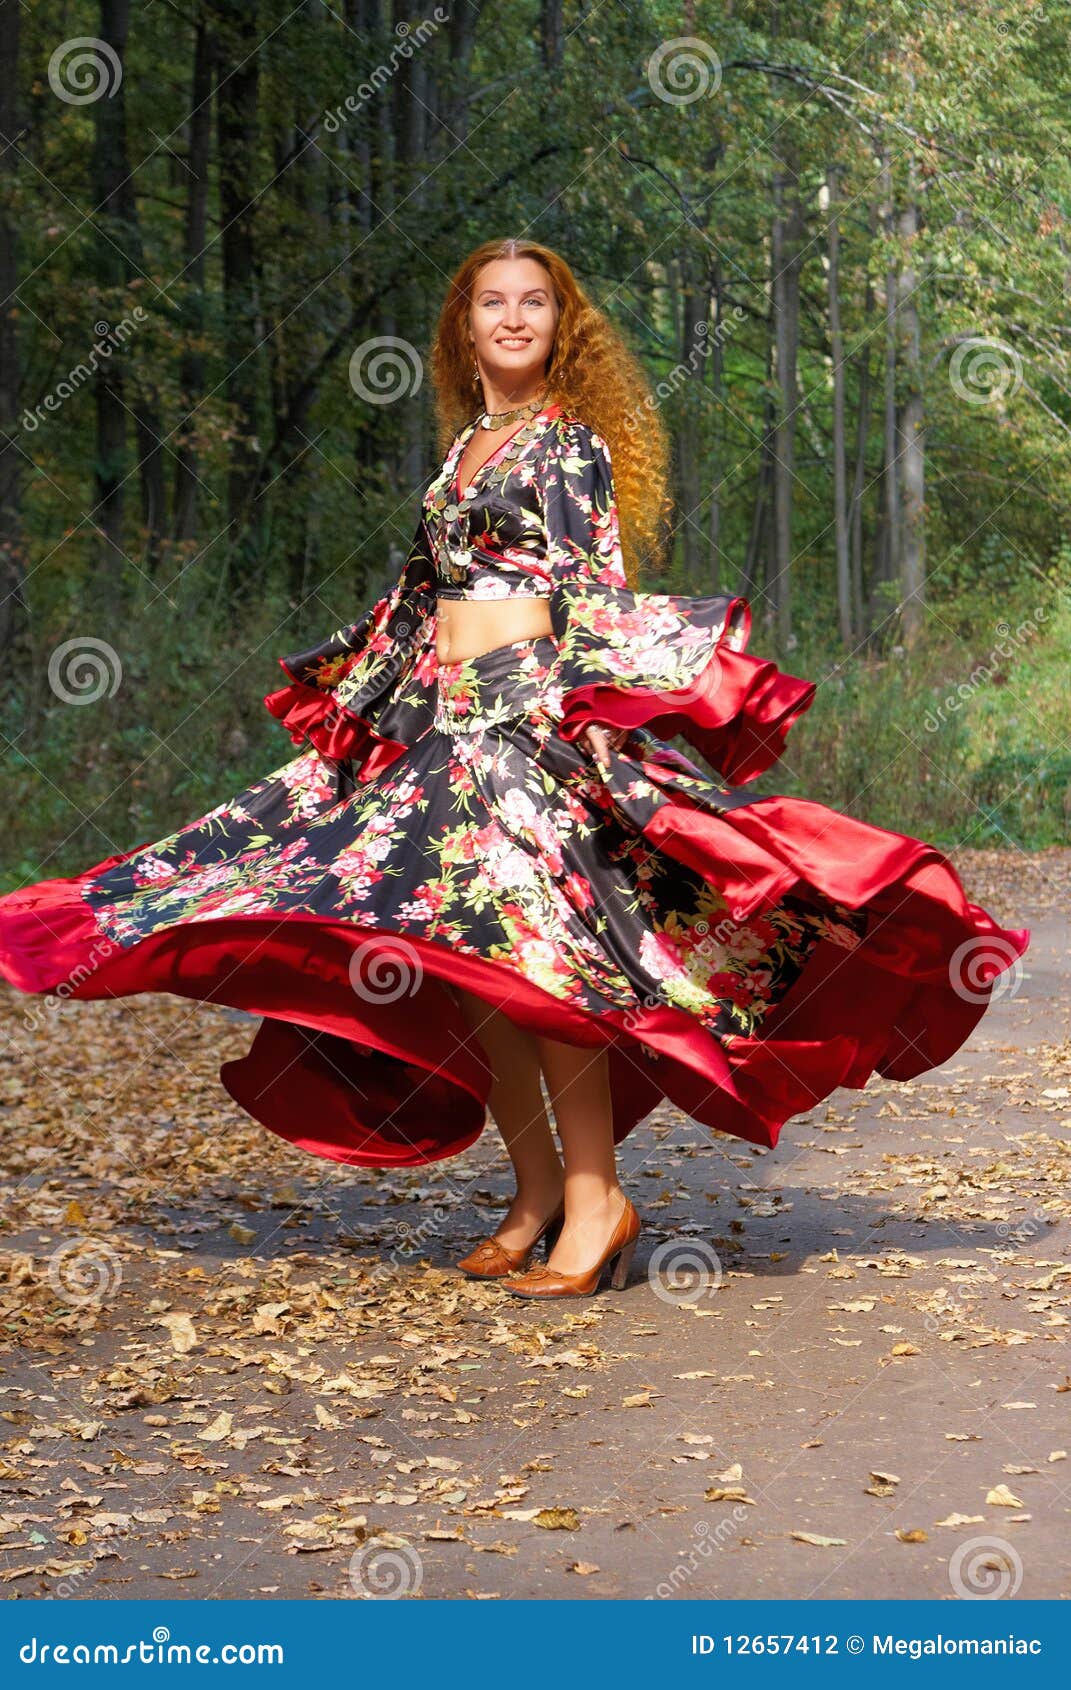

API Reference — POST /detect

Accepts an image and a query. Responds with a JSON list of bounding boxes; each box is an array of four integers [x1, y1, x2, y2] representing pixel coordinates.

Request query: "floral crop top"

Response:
[[423, 404, 559, 600], [265, 401, 816, 794]]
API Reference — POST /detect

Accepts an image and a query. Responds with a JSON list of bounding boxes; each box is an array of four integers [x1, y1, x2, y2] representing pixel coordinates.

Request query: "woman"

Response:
[[0, 239, 1031, 1300]]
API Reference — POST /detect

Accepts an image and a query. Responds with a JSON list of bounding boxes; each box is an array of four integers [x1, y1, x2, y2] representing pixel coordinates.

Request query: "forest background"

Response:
[[2, 0, 1069, 884]]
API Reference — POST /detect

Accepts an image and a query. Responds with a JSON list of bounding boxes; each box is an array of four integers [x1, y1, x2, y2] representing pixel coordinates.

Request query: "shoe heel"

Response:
[[607, 1235, 638, 1290], [542, 1213, 565, 1259]]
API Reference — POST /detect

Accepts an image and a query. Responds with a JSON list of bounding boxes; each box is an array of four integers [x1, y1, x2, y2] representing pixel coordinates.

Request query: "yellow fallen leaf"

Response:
[[986, 1484, 1023, 1508], [896, 1528, 928, 1543], [197, 1412, 233, 1443], [568, 1561, 600, 1575], [155, 1312, 197, 1354], [791, 1531, 846, 1547], [252, 1302, 290, 1334], [228, 1223, 256, 1246], [889, 1342, 921, 1357], [532, 1508, 580, 1530]]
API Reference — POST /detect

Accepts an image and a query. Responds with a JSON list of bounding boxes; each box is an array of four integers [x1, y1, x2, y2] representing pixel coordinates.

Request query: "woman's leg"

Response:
[[453, 987, 564, 1247], [533, 1033, 626, 1275]]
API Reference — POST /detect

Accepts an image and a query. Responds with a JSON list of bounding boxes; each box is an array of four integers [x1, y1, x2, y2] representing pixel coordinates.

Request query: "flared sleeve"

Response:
[[541, 422, 817, 785], [263, 514, 439, 782]]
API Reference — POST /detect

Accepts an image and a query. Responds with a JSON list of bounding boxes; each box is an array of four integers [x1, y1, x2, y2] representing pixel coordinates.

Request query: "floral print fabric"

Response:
[[0, 399, 1030, 1167], [262, 403, 757, 786], [82, 633, 865, 1040]]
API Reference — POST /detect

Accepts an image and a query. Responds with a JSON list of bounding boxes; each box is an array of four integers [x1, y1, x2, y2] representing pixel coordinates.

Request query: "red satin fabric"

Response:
[[0, 792, 1030, 1168], [555, 642, 817, 786]]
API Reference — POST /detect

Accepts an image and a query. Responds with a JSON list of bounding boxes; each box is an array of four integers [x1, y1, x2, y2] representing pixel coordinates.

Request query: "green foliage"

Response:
[[3, 0, 1070, 869], [762, 562, 1071, 848]]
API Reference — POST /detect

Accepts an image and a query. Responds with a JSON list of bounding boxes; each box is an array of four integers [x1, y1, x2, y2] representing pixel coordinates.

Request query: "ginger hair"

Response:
[[428, 238, 672, 587]]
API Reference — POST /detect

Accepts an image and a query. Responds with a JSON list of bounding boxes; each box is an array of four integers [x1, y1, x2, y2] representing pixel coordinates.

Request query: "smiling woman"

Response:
[[431, 257, 566, 670], [0, 238, 1031, 1302]]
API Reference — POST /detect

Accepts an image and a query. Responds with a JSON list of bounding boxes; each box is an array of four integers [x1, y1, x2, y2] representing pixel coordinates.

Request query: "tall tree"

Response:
[[172, 13, 215, 544], [826, 163, 852, 644], [770, 152, 805, 645], [213, 0, 262, 599], [90, 0, 166, 577], [0, 0, 24, 654], [896, 153, 927, 642]]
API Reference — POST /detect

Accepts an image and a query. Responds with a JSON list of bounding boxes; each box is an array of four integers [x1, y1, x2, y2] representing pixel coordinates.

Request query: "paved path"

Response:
[[1, 848, 1068, 1600]]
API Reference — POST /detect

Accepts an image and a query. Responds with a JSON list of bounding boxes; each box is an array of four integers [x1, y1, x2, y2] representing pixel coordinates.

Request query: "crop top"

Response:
[[421, 402, 561, 600], [264, 401, 816, 796]]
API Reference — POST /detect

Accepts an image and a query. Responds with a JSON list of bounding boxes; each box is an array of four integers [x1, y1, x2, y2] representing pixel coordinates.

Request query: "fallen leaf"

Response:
[[986, 1484, 1023, 1508]]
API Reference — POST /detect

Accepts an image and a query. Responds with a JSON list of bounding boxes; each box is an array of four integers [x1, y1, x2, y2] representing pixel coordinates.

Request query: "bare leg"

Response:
[[453, 986, 564, 1249], [534, 1033, 626, 1275]]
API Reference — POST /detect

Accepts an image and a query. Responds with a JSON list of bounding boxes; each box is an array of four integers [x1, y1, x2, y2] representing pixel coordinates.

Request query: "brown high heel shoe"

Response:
[[504, 1192, 641, 1299], [456, 1200, 565, 1279]]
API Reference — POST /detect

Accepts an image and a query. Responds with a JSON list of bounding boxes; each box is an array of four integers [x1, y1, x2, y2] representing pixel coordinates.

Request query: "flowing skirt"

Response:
[[0, 633, 1030, 1167]]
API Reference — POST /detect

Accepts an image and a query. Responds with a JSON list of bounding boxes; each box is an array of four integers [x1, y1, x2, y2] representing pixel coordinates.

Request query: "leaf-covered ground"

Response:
[[1, 846, 1069, 1600]]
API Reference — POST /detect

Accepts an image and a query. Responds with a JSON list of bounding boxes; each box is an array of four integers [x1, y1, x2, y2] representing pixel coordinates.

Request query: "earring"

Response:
[[472, 360, 480, 386]]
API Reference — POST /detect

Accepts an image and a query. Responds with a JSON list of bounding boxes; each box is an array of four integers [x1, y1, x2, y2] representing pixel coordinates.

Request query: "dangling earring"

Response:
[[472, 360, 480, 387]]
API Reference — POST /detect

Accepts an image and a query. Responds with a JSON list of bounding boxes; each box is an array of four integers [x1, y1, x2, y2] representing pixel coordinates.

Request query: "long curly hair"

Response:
[[428, 238, 672, 588]]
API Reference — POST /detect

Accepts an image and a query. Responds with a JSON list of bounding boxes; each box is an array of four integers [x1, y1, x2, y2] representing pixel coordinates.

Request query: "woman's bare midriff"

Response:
[[434, 595, 554, 663]]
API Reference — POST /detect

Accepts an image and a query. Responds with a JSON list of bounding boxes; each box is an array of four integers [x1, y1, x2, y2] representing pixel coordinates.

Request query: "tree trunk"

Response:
[[770, 157, 805, 647], [742, 333, 775, 610], [896, 160, 926, 642], [0, 0, 26, 655], [214, 0, 262, 597], [92, 0, 166, 574], [677, 252, 705, 583], [850, 197, 877, 642], [826, 164, 852, 645], [90, 0, 136, 585], [706, 266, 724, 594], [541, 0, 564, 71], [172, 17, 214, 543], [876, 147, 901, 628]]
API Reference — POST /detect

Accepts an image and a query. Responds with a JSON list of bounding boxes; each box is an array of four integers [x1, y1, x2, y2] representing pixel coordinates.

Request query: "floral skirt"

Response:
[[0, 634, 1030, 1167]]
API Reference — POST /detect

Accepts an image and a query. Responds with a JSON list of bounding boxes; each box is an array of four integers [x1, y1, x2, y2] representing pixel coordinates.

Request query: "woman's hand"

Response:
[[578, 722, 631, 770]]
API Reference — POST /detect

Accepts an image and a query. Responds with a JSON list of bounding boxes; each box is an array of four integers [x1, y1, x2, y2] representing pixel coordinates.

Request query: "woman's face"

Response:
[[467, 257, 559, 395]]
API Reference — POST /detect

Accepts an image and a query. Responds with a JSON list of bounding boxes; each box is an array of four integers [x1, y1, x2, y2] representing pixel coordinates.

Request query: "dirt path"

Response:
[[1, 848, 1069, 1600]]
